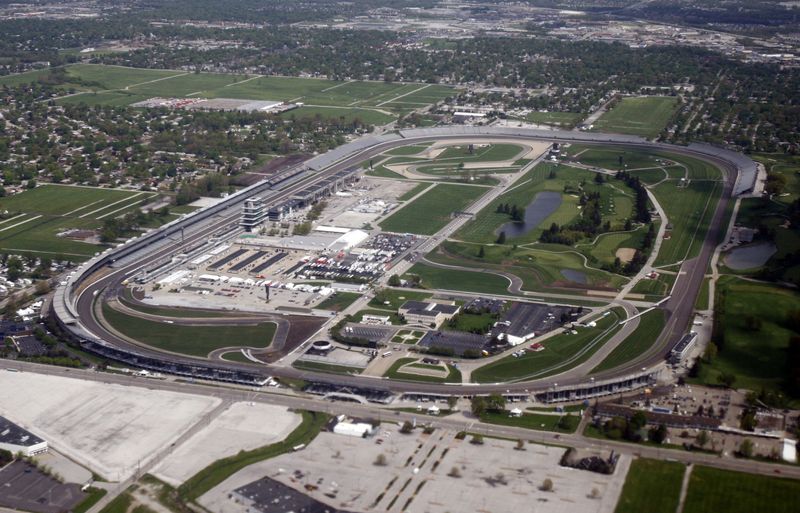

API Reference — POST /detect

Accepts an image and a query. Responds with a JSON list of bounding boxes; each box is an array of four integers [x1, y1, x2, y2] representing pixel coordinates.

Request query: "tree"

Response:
[[541, 478, 554, 492], [470, 396, 487, 417], [738, 439, 754, 458], [703, 342, 718, 363], [388, 274, 401, 287], [717, 372, 736, 388], [515, 439, 526, 450], [400, 421, 414, 434], [374, 453, 388, 466], [648, 423, 668, 444], [34, 280, 50, 296], [496, 231, 506, 244], [470, 434, 484, 445], [447, 396, 458, 409], [594, 173, 604, 184], [6, 256, 23, 282], [448, 466, 462, 477], [486, 393, 506, 413], [478, 246, 485, 258], [696, 430, 710, 449]]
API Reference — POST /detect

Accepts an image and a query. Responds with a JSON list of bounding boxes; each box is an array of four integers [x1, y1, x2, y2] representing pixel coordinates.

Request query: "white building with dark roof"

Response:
[[0, 416, 48, 456]]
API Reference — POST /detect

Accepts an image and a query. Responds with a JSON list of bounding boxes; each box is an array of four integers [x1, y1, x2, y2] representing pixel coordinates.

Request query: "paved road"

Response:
[[64, 133, 741, 395], [5, 361, 798, 483]]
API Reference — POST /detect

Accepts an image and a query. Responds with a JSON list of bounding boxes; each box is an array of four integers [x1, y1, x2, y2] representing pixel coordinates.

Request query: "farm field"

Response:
[[691, 277, 800, 406], [379, 183, 488, 235], [0, 185, 156, 258], [471, 309, 623, 383], [592, 96, 679, 138], [5, 64, 456, 123], [683, 466, 800, 513], [101, 304, 276, 357], [614, 458, 685, 513]]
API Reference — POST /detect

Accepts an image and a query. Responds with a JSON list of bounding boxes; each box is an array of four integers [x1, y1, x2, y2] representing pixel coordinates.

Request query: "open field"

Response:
[[316, 292, 361, 311], [480, 411, 580, 433], [384, 357, 462, 383], [0, 371, 220, 480], [102, 304, 276, 357], [471, 309, 623, 383], [691, 277, 800, 405], [614, 458, 684, 513], [153, 402, 301, 487], [379, 183, 488, 235], [369, 288, 432, 310], [524, 111, 584, 127], [0, 185, 156, 258], [591, 309, 666, 373], [10, 64, 456, 123], [653, 180, 721, 265], [592, 96, 679, 138], [683, 465, 800, 513], [403, 263, 512, 295]]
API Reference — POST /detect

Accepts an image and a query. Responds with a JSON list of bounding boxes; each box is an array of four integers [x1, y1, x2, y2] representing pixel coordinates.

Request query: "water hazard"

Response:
[[724, 242, 777, 270], [497, 191, 562, 238]]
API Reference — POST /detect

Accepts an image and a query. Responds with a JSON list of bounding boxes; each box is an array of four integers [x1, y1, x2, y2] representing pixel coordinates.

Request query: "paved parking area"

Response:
[[0, 461, 85, 513]]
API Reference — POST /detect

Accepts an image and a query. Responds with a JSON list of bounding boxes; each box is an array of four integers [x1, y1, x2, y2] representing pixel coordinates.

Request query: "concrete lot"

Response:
[[200, 426, 629, 513], [0, 372, 220, 481], [153, 402, 301, 487]]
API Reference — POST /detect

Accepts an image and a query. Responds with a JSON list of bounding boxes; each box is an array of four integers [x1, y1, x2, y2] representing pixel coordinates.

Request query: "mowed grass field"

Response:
[[102, 304, 276, 357], [683, 466, 800, 513], [653, 180, 721, 265], [0, 64, 455, 123], [379, 183, 488, 235], [591, 309, 666, 373], [0, 185, 156, 258], [592, 96, 679, 138], [614, 458, 685, 513], [692, 277, 800, 404]]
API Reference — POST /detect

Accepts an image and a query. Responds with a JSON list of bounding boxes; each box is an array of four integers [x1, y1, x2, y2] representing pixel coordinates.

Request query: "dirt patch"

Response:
[[233, 154, 311, 186], [615, 247, 637, 264]]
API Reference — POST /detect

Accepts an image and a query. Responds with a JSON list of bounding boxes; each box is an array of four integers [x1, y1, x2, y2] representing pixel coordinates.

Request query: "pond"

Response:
[[497, 191, 562, 238], [724, 242, 777, 270], [560, 269, 587, 284]]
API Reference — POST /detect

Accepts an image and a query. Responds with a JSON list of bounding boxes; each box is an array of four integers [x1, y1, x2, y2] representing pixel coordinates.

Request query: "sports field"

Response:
[[524, 111, 584, 127], [0, 185, 156, 258], [379, 183, 488, 235], [593, 96, 679, 138], [0, 64, 455, 123]]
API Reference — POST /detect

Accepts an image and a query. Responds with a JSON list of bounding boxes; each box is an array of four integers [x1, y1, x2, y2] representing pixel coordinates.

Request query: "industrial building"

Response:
[[490, 303, 576, 346], [0, 416, 48, 457], [232, 476, 354, 513], [669, 331, 698, 364], [399, 300, 460, 327]]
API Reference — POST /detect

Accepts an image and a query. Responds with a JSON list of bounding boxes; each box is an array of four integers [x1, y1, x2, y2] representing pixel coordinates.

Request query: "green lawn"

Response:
[[472, 309, 623, 383], [683, 465, 800, 513], [379, 183, 488, 235], [592, 96, 679, 138], [72, 487, 108, 513], [591, 309, 666, 373], [101, 304, 275, 357], [653, 180, 721, 266], [179, 411, 328, 501], [383, 357, 462, 383], [0, 185, 155, 258], [524, 111, 584, 127], [316, 292, 361, 312], [66, 63, 184, 90], [281, 106, 394, 125], [98, 492, 134, 513], [398, 182, 432, 201], [614, 458, 685, 513], [403, 263, 512, 295], [692, 277, 800, 404], [292, 360, 364, 375], [0, 68, 59, 87], [384, 144, 432, 156], [370, 288, 432, 310], [480, 411, 580, 433], [434, 143, 524, 163]]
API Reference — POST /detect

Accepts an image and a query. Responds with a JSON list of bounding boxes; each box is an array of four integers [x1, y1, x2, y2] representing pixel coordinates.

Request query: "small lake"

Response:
[[724, 242, 777, 270], [560, 269, 587, 284], [497, 191, 562, 238]]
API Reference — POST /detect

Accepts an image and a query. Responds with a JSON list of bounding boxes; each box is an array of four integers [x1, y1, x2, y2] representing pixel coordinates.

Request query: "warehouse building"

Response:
[[0, 416, 48, 457]]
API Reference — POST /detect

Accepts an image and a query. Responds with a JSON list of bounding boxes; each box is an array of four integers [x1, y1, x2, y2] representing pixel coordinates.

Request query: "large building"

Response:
[[0, 416, 48, 457], [399, 300, 460, 327]]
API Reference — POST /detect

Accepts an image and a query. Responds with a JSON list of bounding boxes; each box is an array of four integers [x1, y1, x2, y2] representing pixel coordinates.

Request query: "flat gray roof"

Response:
[[0, 416, 45, 448]]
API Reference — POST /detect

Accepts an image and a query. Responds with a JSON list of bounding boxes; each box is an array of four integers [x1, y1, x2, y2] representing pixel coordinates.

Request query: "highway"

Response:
[[60, 128, 747, 395]]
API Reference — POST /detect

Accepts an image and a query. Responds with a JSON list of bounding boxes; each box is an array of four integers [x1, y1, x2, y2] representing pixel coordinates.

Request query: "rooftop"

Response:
[[0, 416, 45, 448]]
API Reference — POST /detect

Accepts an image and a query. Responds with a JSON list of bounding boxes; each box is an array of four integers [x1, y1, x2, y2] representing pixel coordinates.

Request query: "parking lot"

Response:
[[0, 461, 85, 513]]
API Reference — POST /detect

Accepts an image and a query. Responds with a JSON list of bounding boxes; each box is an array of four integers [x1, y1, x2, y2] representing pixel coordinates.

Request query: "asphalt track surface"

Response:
[[69, 132, 737, 394]]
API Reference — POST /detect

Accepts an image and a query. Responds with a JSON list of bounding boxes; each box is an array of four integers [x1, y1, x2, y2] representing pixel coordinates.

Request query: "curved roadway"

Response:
[[66, 130, 739, 394]]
